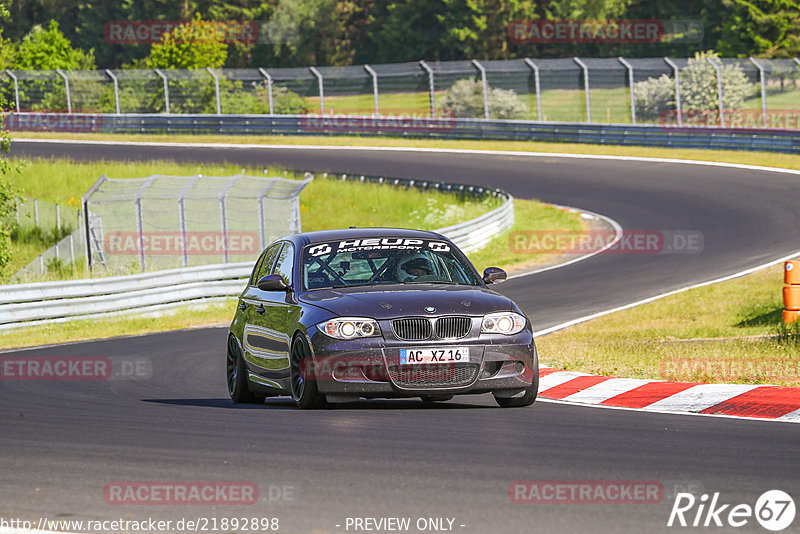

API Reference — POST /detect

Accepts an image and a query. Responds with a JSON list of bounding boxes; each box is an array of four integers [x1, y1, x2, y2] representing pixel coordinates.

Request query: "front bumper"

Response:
[[307, 327, 537, 398]]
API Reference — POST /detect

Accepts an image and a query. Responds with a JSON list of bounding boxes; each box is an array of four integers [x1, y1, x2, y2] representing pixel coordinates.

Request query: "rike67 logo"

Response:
[[668, 490, 795, 531]]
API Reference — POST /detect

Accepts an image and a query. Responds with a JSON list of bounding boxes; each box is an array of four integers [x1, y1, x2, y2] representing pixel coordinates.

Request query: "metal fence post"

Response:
[[218, 177, 241, 264], [154, 69, 170, 114], [257, 68, 274, 115], [419, 60, 436, 118], [364, 64, 379, 115], [135, 197, 145, 271], [105, 69, 120, 114], [55, 68, 72, 113], [523, 59, 542, 121], [5, 70, 19, 112], [207, 67, 222, 114], [56, 203, 61, 232], [310, 66, 324, 115], [664, 57, 682, 126], [472, 59, 490, 119], [177, 176, 199, 268], [748, 57, 768, 127], [34, 199, 39, 226], [618, 57, 636, 124], [707, 57, 725, 127], [573, 57, 591, 122]]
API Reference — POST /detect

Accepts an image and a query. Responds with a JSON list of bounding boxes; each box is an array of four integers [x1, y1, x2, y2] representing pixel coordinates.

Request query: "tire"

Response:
[[494, 360, 539, 408], [420, 394, 454, 403], [227, 335, 264, 404], [290, 334, 327, 410]]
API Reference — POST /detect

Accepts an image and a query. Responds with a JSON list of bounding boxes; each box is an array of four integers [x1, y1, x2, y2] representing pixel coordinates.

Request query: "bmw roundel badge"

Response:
[[425, 306, 436, 313]]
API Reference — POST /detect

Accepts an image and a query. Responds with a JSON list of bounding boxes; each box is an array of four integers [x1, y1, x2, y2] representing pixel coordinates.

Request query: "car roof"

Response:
[[279, 227, 448, 248]]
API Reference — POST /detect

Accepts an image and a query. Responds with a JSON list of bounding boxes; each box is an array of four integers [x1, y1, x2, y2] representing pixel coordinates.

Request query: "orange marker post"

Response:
[[783, 261, 800, 323]]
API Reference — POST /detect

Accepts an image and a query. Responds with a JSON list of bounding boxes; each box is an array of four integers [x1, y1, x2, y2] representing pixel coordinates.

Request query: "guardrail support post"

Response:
[[154, 69, 170, 114], [664, 57, 682, 126], [748, 57, 768, 128], [573, 57, 591, 122], [5, 70, 19, 112], [618, 57, 636, 124], [257, 68, 274, 115], [34, 199, 39, 226], [419, 60, 436, 118], [310, 66, 324, 115], [105, 69, 120, 114], [707, 57, 725, 127], [523, 59, 542, 121], [56, 68, 72, 113], [207, 67, 222, 114], [56, 203, 61, 232], [364, 64, 379, 115], [472, 59, 489, 119]]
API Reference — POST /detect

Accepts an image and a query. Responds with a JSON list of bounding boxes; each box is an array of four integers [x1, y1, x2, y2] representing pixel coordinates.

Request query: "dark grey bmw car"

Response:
[[227, 228, 538, 409]]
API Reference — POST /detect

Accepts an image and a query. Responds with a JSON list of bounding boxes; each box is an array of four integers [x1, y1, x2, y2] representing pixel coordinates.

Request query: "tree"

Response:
[[13, 20, 95, 70], [716, 0, 800, 58], [142, 14, 227, 69], [0, 0, 20, 279]]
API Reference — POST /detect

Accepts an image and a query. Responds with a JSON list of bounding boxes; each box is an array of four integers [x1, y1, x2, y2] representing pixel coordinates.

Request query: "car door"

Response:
[[241, 242, 284, 388], [246, 241, 296, 386]]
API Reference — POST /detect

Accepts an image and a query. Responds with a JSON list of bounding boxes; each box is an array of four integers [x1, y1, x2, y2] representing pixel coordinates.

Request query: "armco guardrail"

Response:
[[0, 178, 513, 329], [8, 113, 799, 153]]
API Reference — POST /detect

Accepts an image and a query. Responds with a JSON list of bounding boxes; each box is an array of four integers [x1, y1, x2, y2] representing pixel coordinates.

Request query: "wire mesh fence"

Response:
[[8, 197, 79, 232], [3, 57, 799, 127], [82, 173, 312, 274]]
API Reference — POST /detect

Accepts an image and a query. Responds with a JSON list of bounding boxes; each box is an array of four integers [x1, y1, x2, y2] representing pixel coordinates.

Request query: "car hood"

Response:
[[299, 284, 518, 319]]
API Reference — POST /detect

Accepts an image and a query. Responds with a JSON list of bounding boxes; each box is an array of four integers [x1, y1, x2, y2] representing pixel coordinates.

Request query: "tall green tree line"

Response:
[[0, 0, 798, 69]]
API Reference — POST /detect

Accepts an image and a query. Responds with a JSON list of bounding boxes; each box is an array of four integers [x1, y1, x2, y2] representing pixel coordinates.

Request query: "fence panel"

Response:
[[1, 57, 797, 129]]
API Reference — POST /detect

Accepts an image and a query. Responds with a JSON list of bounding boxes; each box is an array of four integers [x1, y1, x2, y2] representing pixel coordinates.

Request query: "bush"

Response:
[[633, 74, 675, 122], [634, 51, 755, 122], [438, 79, 528, 119]]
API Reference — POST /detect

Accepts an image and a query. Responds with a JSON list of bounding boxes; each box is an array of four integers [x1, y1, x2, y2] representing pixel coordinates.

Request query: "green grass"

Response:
[[469, 201, 584, 274], [2, 157, 520, 282], [536, 264, 800, 386], [308, 87, 634, 123]]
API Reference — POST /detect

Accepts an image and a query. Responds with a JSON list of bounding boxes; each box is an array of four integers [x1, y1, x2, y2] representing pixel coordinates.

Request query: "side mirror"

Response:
[[257, 274, 289, 291], [482, 267, 507, 284]]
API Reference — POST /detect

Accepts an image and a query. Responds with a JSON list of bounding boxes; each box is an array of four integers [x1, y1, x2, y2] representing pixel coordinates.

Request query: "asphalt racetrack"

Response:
[[3, 140, 800, 533]]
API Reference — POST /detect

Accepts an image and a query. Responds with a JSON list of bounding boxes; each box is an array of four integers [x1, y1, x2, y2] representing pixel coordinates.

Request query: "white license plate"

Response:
[[399, 348, 470, 365]]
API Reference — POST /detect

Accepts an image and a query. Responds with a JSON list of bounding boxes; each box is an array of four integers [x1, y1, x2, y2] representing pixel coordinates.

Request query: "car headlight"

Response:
[[318, 318, 381, 339], [481, 312, 527, 335]]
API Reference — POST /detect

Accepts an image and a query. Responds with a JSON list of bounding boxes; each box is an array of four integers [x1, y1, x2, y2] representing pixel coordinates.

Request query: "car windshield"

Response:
[[301, 237, 481, 290]]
